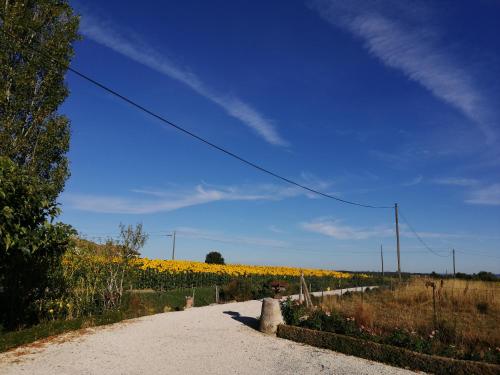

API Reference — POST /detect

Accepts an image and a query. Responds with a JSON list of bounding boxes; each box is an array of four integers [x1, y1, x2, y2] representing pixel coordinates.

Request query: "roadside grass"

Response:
[[0, 286, 215, 353], [317, 278, 499, 363]]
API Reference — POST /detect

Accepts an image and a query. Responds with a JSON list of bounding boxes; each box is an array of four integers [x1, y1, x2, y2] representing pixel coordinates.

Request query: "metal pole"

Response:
[[395, 203, 401, 280], [171, 230, 176, 260]]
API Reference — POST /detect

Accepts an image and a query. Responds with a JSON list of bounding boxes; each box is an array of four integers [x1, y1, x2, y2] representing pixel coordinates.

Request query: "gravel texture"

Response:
[[0, 298, 418, 375]]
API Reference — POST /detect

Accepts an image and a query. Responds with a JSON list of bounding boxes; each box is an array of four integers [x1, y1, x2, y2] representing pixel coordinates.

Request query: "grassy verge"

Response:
[[0, 286, 215, 353], [277, 325, 500, 375], [281, 278, 500, 365]]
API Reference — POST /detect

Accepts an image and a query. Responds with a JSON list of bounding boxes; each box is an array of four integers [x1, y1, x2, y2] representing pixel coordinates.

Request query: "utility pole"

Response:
[[452, 248, 456, 277], [394, 203, 401, 280], [171, 230, 176, 260], [380, 244, 384, 278], [166, 231, 177, 260]]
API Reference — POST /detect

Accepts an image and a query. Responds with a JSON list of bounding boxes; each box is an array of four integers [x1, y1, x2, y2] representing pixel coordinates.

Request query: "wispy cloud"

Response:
[[79, 12, 288, 146], [301, 217, 481, 241], [302, 218, 393, 240], [466, 183, 500, 206], [63, 179, 330, 214], [432, 177, 479, 187], [403, 175, 423, 186], [268, 225, 286, 234], [309, 0, 497, 143], [176, 227, 289, 248]]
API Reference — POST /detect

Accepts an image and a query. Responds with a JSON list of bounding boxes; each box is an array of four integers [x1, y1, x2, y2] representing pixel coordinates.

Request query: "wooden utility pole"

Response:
[[171, 231, 176, 260], [452, 249, 456, 277], [394, 203, 401, 280], [380, 244, 384, 278]]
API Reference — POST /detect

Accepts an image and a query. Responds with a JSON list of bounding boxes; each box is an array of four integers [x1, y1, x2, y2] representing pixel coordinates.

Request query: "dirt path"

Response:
[[0, 298, 418, 375]]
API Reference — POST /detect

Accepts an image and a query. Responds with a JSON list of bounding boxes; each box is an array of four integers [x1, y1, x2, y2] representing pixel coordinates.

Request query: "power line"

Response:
[[0, 28, 392, 209], [398, 209, 450, 258]]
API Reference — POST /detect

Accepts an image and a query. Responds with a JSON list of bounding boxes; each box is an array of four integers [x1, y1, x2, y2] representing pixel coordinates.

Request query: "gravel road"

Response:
[[0, 297, 418, 375]]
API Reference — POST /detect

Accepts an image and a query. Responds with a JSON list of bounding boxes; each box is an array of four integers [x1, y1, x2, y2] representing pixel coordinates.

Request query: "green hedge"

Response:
[[277, 325, 500, 375]]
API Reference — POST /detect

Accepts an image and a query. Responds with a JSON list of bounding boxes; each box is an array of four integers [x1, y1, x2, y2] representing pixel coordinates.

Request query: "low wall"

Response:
[[277, 325, 500, 375]]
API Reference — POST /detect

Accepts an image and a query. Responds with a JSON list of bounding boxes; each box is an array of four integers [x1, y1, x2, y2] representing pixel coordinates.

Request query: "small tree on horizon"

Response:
[[205, 251, 225, 265]]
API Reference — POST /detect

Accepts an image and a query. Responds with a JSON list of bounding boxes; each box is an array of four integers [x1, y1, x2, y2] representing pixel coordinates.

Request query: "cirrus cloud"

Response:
[[79, 11, 288, 146], [309, 0, 497, 143]]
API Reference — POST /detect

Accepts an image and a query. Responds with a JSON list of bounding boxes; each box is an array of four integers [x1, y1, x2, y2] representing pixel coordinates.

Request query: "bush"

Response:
[[280, 298, 307, 326], [384, 329, 431, 353], [0, 157, 74, 329], [219, 278, 273, 301]]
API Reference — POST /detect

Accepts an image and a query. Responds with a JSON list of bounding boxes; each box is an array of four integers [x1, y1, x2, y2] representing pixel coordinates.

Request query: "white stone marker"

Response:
[[259, 298, 284, 334]]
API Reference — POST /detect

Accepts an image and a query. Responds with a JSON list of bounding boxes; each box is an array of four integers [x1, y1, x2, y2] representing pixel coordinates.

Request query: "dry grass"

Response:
[[322, 277, 500, 350]]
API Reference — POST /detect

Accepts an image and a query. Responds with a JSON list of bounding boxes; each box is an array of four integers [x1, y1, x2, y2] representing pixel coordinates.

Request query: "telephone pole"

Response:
[[394, 203, 401, 280], [171, 230, 176, 260], [380, 244, 384, 278], [166, 231, 177, 260], [452, 248, 456, 277]]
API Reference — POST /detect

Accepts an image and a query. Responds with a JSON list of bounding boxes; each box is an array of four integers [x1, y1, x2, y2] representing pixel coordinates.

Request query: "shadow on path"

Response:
[[223, 311, 259, 330]]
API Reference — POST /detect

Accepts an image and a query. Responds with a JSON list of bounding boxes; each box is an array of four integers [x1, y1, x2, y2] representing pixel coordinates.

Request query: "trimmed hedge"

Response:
[[277, 325, 500, 375]]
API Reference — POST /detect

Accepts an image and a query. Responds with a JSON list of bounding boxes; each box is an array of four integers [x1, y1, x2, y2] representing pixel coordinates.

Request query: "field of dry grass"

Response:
[[321, 277, 499, 361]]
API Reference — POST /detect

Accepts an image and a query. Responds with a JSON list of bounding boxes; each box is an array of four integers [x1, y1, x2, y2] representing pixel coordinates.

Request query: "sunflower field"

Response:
[[131, 258, 359, 291], [55, 239, 372, 320]]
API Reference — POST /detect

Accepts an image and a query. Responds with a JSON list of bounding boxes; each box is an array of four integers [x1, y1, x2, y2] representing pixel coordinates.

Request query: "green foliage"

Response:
[[205, 251, 225, 265], [0, 0, 80, 198], [219, 278, 274, 302], [117, 223, 148, 259], [281, 300, 359, 336], [0, 157, 74, 329], [280, 298, 307, 326], [384, 329, 431, 353], [62, 225, 149, 318]]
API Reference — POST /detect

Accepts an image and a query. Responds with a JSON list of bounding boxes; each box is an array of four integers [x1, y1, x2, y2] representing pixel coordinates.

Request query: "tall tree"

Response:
[[0, 0, 79, 198]]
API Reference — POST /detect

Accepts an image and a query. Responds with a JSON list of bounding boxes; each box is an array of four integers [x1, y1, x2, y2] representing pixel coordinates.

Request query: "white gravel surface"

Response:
[[0, 298, 418, 375]]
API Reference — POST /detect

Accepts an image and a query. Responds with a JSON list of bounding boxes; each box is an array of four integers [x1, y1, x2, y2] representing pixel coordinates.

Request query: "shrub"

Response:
[[0, 157, 74, 329], [280, 298, 308, 326], [384, 329, 431, 353], [220, 279, 253, 301]]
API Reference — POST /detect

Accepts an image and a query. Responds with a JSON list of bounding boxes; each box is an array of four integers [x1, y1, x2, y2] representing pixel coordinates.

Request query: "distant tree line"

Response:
[[429, 271, 498, 282]]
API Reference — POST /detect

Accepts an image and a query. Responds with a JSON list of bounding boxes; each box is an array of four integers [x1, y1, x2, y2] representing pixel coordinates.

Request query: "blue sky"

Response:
[[59, 0, 500, 273]]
